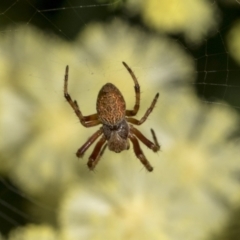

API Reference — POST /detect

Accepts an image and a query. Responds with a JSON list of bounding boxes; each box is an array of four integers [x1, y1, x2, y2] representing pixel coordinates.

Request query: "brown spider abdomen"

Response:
[[97, 83, 126, 125]]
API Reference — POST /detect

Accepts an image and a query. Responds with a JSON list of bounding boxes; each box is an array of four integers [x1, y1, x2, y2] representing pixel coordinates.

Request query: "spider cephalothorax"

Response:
[[64, 62, 160, 171], [102, 119, 129, 153]]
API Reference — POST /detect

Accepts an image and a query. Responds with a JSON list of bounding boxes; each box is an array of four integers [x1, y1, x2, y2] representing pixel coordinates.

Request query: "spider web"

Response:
[[192, 28, 240, 109], [0, 0, 240, 239], [174, 2, 240, 110]]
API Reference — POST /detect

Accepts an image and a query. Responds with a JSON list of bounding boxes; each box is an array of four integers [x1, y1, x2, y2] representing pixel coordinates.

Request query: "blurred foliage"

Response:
[[0, 0, 240, 240]]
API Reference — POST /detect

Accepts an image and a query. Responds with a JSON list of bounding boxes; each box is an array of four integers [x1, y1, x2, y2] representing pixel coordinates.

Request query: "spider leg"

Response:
[[64, 65, 100, 127], [150, 128, 160, 150], [73, 100, 99, 122], [130, 125, 160, 152], [122, 62, 140, 117], [76, 128, 103, 158], [126, 92, 159, 125], [129, 133, 153, 172], [87, 136, 107, 170], [89, 144, 108, 171]]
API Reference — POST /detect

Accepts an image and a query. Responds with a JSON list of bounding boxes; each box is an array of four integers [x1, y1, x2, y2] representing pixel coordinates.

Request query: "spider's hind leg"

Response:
[[63, 65, 100, 127], [127, 92, 159, 125], [123, 62, 141, 117]]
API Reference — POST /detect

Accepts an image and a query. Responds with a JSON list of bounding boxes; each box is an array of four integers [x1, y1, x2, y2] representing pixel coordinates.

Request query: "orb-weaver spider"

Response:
[[64, 62, 160, 171]]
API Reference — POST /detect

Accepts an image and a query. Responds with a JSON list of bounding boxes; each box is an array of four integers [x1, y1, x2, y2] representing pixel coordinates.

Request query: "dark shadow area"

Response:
[[210, 204, 240, 240], [0, 177, 31, 236]]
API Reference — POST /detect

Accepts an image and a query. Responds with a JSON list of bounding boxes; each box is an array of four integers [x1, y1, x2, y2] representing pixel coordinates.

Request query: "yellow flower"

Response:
[[127, 0, 220, 43], [8, 225, 58, 240]]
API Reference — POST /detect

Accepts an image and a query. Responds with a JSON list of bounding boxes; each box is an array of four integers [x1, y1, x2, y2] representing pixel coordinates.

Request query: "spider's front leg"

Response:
[[87, 136, 107, 170], [76, 128, 103, 158], [129, 133, 153, 172], [130, 125, 160, 152], [64, 65, 100, 127]]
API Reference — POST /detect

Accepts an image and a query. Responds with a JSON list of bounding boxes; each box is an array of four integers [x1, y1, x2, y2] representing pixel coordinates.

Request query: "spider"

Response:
[[64, 62, 160, 172]]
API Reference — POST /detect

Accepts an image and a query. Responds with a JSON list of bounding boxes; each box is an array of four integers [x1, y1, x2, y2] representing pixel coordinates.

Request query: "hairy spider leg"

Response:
[[150, 128, 160, 150], [130, 125, 160, 152], [64, 65, 100, 127], [129, 133, 153, 172], [127, 92, 159, 125], [89, 144, 108, 171], [76, 128, 103, 157], [87, 136, 107, 170], [122, 62, 141, 117]]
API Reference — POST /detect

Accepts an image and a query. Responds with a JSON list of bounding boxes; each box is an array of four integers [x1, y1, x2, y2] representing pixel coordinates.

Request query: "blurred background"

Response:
[[0, 0, 240, 239]]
